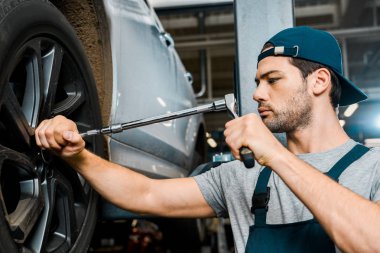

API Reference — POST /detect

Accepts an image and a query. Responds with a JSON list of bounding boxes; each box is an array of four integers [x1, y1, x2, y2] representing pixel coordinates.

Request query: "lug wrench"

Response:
[[80, 93, 255, 168], [80, 97, 227, 137]]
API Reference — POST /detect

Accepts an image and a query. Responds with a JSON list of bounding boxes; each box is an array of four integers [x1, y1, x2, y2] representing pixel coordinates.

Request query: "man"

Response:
[[35, 26, 380, 253]]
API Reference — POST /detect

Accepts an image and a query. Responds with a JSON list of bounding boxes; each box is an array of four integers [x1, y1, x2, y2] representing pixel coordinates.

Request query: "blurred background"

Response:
[[151, 0, 380, 154]]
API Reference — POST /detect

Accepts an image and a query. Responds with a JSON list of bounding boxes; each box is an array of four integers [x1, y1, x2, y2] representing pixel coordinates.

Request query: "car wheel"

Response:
[[0, 0, 103, 252]]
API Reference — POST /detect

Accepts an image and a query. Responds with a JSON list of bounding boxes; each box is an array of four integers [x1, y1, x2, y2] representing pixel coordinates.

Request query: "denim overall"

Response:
[[245, 144, 369, 253]]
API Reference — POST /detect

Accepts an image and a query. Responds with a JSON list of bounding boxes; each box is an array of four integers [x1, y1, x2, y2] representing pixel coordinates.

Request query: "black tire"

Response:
[[0, 0, 103, 252]]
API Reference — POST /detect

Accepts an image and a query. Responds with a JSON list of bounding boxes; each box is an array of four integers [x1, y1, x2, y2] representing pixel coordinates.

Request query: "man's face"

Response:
[[254, 56, 312, 133]]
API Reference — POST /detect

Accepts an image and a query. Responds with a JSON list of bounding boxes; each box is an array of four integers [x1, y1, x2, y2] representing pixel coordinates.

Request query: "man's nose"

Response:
[[253, 84, 269, 102]]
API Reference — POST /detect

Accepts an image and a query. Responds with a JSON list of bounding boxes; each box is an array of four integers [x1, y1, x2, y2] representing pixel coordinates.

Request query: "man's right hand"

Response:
[[35, 115, 85, 159]]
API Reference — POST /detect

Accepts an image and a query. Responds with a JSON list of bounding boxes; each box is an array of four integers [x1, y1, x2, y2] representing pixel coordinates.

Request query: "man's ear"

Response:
[[310, 68, 331, 96]]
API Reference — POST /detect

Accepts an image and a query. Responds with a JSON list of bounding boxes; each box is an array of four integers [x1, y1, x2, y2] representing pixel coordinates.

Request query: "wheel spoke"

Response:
[[7, 179, 44, 243], [25, 178, 52, 253], [51, 81, 86, 117], [0, 85, 35, 150], [24, 45, 43, 129], [44, 169, 78, 252], [40, 43, 64, 119], [12, 39, 44, 129]]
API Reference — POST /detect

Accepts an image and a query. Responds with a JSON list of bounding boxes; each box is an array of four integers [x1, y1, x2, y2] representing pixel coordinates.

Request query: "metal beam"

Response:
[[330, 26, 380, 39], [175, 38, 234, 50]]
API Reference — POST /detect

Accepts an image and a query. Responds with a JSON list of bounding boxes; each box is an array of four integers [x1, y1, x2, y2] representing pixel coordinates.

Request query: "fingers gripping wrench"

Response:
[[80, 93, 255, 168], [224, 94, 255, 168]]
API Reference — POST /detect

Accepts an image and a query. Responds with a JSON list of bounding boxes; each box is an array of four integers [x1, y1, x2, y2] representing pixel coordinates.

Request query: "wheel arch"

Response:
[[50, 0, 113, 126]]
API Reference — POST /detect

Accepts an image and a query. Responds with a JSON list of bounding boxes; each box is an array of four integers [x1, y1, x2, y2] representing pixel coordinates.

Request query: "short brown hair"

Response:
[[261, 43, 341, 108]]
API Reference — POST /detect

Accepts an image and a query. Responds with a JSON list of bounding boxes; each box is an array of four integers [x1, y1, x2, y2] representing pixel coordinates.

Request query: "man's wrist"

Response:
[[265, 146, 294, 170], [62, 149, 92, 171]]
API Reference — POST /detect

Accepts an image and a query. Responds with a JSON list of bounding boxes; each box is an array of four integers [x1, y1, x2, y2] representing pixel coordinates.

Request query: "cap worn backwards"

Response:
[[257, 26, 367, 106]]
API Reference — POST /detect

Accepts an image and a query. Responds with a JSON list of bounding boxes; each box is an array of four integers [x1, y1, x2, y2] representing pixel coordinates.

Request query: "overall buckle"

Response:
[[250, 187, 270, 214]]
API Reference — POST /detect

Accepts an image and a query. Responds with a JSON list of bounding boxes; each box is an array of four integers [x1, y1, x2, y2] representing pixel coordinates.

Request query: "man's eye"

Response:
[[268, 78, 279, 84]]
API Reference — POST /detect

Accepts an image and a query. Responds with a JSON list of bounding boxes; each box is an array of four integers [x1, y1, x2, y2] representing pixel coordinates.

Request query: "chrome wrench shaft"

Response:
[[80, 98, 227, 137]]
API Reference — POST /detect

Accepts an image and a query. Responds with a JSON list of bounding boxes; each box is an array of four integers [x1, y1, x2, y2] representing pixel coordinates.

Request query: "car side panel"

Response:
[[103, 0, 201, 175]]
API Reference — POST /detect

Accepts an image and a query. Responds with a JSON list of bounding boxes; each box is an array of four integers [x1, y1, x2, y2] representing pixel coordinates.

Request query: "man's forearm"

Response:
[[63, 149, 155, 214], [61, 149, 215, 218], [272, 150, 380, 253]]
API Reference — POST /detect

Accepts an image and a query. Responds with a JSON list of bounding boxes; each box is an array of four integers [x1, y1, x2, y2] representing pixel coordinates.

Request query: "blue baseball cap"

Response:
[[257, 26, 367, 106]]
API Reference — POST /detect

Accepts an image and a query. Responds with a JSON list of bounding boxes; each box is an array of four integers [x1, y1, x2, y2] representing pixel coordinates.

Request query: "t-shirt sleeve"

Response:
[[371, 159, 380, 202], [193, 162, 237, 218]]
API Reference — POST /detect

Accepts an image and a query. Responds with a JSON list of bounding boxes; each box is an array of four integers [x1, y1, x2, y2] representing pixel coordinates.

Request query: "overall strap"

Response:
[[251, 167, 272, 225], [251, 144, 370, 225], [326, 144, 369, 181]]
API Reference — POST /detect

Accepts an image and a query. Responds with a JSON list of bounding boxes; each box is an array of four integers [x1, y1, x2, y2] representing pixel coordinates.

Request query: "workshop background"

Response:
[[154, 0, 380, 147], [90, 0, 380, 252]]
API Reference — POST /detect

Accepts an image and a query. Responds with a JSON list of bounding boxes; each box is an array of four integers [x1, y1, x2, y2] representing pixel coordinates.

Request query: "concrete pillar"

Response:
[[234, 0, 294, 115]]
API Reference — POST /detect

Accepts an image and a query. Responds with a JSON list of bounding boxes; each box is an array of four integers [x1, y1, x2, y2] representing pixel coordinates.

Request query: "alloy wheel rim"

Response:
[[0, 37, 97, 252]]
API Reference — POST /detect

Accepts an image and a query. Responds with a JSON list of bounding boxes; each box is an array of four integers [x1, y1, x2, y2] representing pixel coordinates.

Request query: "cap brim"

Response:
[[336, 73, 368, 106]]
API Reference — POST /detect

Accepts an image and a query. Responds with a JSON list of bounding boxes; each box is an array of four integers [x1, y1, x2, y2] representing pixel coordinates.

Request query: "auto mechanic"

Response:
[[35, 26, 380, 253]]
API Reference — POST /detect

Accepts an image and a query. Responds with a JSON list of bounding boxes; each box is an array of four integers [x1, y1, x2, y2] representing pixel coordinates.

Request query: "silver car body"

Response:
[[103, 0, 203, 179]]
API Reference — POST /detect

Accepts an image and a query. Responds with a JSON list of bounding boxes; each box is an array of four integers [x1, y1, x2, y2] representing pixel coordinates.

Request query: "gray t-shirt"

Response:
[[194, 139, 380, 253]]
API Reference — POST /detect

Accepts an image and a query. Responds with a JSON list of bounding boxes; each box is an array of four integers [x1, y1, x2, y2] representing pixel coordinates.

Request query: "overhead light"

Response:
[[343, 103, 358, 117], [339, 120, 345, 127], [376, 116, 380, 128], [207, 137, 217, 148]]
